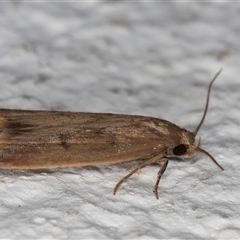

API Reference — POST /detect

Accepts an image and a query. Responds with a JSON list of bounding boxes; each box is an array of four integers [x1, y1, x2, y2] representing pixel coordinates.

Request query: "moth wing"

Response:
[[0, 110, 176, 169]]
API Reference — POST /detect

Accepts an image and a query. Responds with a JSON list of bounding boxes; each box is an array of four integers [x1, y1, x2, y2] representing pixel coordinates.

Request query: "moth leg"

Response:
[[154, 159, 168, 199], [126, 162, 143, 174], [113, 154, 164, 196]]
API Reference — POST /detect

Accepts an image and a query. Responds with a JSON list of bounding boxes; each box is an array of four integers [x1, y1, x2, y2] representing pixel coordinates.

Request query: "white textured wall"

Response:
[[0, 2, 239, 239]]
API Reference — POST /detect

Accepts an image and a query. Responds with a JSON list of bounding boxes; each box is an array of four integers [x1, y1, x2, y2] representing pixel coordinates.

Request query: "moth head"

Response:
[[165, 130, 198, 159], [166, 69, 224, 171], [165, 142, 223, 170], [165, 144, 196, 158]]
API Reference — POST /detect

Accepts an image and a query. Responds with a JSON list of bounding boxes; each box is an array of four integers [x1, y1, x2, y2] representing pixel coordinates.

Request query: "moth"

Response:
[[0, 70, 223, 199]]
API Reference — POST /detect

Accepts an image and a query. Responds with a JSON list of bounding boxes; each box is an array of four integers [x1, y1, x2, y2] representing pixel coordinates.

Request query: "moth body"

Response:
[[0, 69, 223, 199], [0, 110, 195, 169]]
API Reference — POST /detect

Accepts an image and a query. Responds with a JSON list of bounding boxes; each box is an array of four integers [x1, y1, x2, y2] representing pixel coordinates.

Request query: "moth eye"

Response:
[[173, 144, 187, 156]]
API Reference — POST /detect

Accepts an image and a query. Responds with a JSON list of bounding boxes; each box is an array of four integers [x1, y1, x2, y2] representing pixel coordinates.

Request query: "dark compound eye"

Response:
[[173, 144, 187, 156]]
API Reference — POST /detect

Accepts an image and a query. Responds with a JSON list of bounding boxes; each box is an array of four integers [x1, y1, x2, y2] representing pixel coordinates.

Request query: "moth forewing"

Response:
[[0, 111, 180, 169], [0, 70, 223, 199]]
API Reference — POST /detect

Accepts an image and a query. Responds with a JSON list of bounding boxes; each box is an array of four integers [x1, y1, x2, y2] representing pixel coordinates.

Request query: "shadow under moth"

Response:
[[0, 70, 223, 199]]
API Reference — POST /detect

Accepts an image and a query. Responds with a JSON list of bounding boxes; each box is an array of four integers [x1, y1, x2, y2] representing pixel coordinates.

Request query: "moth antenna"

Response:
[[193, 68, 223, 137], [195, 146, 224, 170]]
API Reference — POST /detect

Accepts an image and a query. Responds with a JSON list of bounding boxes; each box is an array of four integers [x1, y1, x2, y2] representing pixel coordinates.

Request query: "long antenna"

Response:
[[195, 146, 224, 170], [193, 68, 223, 137]]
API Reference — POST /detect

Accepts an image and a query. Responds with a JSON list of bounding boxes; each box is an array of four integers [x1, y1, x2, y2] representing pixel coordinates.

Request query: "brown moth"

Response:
[[0, 70, 223, 199]]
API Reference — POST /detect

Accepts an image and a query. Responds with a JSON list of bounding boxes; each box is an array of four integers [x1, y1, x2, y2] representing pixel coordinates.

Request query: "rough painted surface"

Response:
[[0, 2, 239, 239]]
